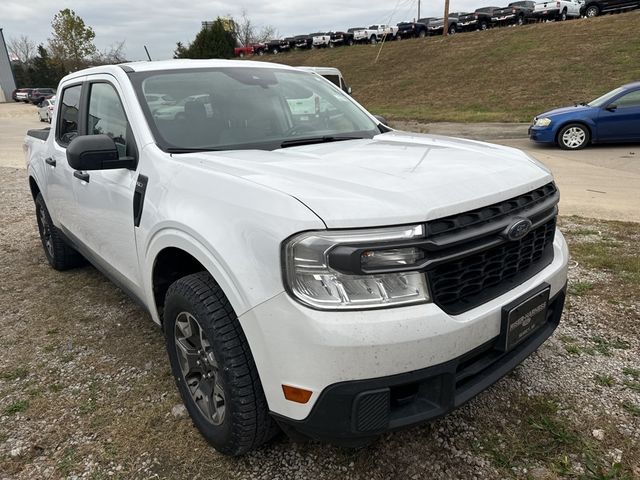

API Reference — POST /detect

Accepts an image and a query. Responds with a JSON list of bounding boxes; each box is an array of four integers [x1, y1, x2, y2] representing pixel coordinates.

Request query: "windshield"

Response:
[[588, 87, 625, 107], [131, 67, 379, 152]]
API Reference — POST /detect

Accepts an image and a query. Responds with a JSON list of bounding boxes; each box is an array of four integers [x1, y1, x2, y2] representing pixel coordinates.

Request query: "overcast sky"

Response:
[[1, 0, 483, 60]]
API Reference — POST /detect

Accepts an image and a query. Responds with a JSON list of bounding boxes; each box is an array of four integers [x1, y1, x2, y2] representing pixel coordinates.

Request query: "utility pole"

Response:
[[443, 0, 450, 36], [418, 0, 421, 20]]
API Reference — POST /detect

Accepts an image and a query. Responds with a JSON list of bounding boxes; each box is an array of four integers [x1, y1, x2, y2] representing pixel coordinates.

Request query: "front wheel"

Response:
[[559, 9, 568, 20], [449, 25, 457, 35], [517, 15, 525, 25], [164, 272, 278, 456], [418, 29, 426, 38], [557, 124, 590, 150], [370, 36, 377, 45], [479, 21, 489, 30]]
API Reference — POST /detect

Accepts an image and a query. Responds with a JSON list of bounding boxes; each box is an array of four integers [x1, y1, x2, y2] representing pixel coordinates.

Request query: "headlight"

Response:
[[283, 225, 431, 310], [534, 117, 552, 127]]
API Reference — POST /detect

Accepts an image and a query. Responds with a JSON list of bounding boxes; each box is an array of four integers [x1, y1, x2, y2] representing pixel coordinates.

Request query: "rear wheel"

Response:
[[557, 124, 590, 150], [418, 29, 426, 38], [164, 272, 278, 456], [585, 5, 599, 17], [560, 8, 568, 20], [370, 35, 377, 45], [35, 193, 83, 270], [517, 15, 525, 25], [449, 25, 457, 35], [479, 21, 489, 30]]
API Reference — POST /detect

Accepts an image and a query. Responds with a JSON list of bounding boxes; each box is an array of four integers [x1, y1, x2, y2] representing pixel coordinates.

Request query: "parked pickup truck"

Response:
[[456, 11, 482, 30], [351, 26, 378, 43], [329, 31, 355, 46], [533, 0, 582, 20], [427, 15, 460, 35], [396, 20, 429, 38], [491, 2, 532, 25], [369, 24, 399, 40], [266, 39, 290, 54], [582, 0, 640, 17], [233, 45, 254, 58], [24, 59, 568, 456], [310, 32, 331, 48]]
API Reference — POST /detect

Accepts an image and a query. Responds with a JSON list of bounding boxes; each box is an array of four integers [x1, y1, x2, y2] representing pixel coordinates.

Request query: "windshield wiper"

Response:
[[280, 135, 365, 148], [166, 147, 223, 154]]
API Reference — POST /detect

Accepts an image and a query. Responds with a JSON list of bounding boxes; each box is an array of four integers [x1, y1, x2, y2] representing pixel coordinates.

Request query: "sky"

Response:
[[1, 0, 484, 61]]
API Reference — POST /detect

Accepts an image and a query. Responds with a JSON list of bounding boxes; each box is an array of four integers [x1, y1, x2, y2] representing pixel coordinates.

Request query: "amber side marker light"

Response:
[[282, 385, 313, 404]]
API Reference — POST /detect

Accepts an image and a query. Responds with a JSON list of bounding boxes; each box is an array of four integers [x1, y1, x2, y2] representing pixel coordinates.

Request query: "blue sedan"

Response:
[[529, 82, 640, 150]]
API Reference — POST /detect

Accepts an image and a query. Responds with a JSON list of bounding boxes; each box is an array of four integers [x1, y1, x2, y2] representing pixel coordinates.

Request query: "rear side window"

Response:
[[88, 83, 130, 158], [57, 84, 82, 146]]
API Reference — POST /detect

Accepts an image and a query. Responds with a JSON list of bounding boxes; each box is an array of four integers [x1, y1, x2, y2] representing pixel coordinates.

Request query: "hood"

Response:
[[178, 131, 553, 228], [537, 104, 594, 118]]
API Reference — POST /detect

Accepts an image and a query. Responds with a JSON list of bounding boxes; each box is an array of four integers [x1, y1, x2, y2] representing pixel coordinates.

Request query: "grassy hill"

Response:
[[261, 11, 640, 122]]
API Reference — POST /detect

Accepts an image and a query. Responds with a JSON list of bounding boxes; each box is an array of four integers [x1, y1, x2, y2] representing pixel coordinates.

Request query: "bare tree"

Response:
[[92, 40, 127, 65], [234, 9, 277, 46], [8, 35, 36, 63]]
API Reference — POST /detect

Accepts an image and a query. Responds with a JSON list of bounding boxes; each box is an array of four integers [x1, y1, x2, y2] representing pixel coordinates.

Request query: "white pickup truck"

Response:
[[24, 59, 568, 456], [352, 24, 398, 44], [533, 0, 583, 20]]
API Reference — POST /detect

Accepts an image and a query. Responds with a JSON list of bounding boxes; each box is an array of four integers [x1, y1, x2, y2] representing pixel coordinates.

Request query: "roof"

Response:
[[64, 59, 296, 80], [297, 66, 342, 76]]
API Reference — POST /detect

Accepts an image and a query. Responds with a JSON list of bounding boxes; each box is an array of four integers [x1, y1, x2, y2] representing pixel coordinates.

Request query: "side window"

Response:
[[88, 83, 130, 158], [57, 85, 82, 146], [614, 90, 640, 108]]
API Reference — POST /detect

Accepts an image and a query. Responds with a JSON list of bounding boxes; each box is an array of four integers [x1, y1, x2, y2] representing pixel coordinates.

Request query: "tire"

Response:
[[449, 25, 457, 35], [239, 52, 245, 58], [479, 21, 489, 30], [560, 8, 568, 20], [557, 123, 590, 150], [347, 39, 354, 46], [517, 15, 525, 25], [257, 49, 264, 56], [164, 272, 278, 456], [370, 36, 377, 45], [585, 5, 599, 17], [418, 29, 426, 38], [35, 193, 83, 271]]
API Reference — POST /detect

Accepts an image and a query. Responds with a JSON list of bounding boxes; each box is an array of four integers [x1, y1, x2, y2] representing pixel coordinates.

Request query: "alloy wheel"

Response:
[[562, 127, 586, 149], [37, 204, 54, 258], [174, 312, 226, 426], [586, 6, 598, 17]]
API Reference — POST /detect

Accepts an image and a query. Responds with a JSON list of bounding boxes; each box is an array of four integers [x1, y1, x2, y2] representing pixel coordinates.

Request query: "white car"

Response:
[[369, 24, 399, 40], [37, 97, 55, 123], [24, 60, 568, 456]]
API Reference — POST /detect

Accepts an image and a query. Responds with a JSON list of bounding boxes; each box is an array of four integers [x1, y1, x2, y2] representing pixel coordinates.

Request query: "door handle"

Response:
[[73, 171, 90, 183], [45, 157, 56, 167]]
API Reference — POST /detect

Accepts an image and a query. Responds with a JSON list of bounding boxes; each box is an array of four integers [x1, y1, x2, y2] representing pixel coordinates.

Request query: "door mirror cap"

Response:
[[346, 86, 353, 95], [66, 134, 135, 170], [605, 103, 617, 112], [374, 114, 389, 125]]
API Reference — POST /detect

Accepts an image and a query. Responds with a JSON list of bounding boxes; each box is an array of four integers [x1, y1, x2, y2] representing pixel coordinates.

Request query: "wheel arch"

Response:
[[555, 120, 593, 145], [28, 175, 41, 201], [146, 228, 251, 325]]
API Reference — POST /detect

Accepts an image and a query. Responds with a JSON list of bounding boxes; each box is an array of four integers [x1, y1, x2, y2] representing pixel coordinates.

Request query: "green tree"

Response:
[[48, 8, 97, 72], [175, 18, 235, 59], [28, 45, 65, 87]]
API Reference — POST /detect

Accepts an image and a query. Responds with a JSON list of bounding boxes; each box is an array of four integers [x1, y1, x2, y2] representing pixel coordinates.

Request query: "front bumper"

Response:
[[239, 231, 569, 434], [529, 125, 556, 143], [275, 285, 566, 445]]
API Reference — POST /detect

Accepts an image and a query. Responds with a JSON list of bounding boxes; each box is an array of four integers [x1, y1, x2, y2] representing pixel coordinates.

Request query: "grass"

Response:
[[621, 401, 640, 417], [594, 374, 615, 387], [259, 11, 640, 122], [477, 395, 636, 478], [0, 366, 28, 381], [569, 281, 594, 297], [622, 367, 640, 380], [4, 399, 28, 415]]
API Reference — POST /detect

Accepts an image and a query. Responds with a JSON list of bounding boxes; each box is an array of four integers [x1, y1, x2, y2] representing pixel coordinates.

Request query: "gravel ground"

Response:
[[1, 166, 639, 479]]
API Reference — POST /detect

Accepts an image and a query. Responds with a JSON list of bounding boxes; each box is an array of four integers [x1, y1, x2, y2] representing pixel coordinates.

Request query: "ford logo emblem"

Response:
[[505, 218, 533, 241]]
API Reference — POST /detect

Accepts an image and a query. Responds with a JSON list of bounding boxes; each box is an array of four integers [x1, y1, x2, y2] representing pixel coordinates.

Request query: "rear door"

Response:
[[596, 89, 640, 142], [68, 76, 143, 293], [46, 81, 84, 229]]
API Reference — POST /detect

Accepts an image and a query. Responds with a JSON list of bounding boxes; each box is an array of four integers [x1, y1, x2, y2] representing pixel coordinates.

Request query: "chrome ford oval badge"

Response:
[[505, 218, 533, 241]]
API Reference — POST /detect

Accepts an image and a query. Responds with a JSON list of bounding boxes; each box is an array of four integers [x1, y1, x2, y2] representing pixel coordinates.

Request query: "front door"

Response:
[[596, 89, 640, 142], [68, 78, 143, 295]]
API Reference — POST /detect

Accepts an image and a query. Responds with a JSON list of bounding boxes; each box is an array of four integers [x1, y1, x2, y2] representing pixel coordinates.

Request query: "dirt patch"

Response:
[[0, 168, 638, 479]]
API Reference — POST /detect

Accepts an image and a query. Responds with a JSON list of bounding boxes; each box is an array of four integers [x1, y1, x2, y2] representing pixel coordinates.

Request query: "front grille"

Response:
[[424, 183, 559, 315], [427, 183, 557, 238], [428, 219, 556, 314]]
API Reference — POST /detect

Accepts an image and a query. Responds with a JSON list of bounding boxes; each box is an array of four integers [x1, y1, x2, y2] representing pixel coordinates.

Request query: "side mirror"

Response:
[[605, 104, 617, 112], [347, 86, 352, 95], [66, 134, 135, 170], [374, 114, 389, 125]]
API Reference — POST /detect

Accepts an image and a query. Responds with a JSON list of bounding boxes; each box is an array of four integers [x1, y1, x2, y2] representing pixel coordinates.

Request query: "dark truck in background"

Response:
[[330, 31, 355, 46], [427, 15, 460, 35], [266, 39, 291, 54], [396, 20, 429, 38], [492, 1, 537, 25]]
